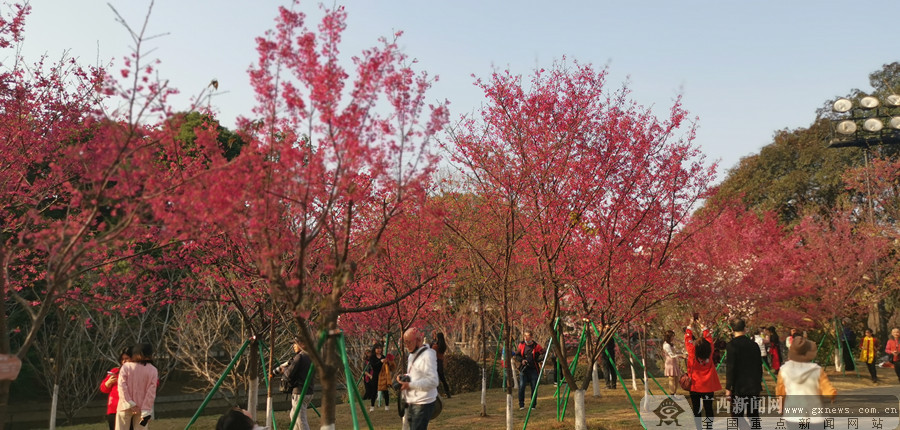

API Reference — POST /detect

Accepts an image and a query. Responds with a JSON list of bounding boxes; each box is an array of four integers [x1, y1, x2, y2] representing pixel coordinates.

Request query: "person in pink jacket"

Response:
[[887, 328, 900, 383], [100, 347, 132, 430], [116, 343, 158, 430]]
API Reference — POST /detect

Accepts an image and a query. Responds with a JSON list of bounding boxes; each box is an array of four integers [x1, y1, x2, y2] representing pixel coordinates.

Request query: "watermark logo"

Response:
[[652, 396, 686, 426]]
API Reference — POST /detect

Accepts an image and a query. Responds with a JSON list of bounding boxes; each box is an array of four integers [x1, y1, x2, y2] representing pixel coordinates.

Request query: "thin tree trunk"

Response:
[[248, 339, 260, 419], [592, 362, 601, 397], [266, 308, 276, 430], [481, 368, 487, 416], [574, 389, 586, 430], [49, 384, 59, 430], [505, 394, 514, 430]]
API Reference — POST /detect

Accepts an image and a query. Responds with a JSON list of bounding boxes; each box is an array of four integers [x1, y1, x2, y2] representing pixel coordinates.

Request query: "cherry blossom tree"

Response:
[[0, 2, 229, 419], [164, 3, 449, 426], [450, 60, 715, 429], [675, 200, 794, 323], [782, 213, 890, 328]]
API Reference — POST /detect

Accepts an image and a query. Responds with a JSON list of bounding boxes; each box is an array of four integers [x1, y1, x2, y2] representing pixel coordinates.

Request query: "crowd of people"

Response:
[[663, 314, 900, 430], [209, 328, 447, 430], [100, 321, 900, 430]]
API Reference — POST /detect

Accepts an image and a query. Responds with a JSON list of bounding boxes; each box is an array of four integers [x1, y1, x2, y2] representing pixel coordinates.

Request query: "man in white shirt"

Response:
[[397, 328, 439, 430]]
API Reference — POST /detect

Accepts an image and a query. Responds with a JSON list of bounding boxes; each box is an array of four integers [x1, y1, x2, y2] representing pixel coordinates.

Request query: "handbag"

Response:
[[678, 373, 692, 391], [431, 396, 442, 419]]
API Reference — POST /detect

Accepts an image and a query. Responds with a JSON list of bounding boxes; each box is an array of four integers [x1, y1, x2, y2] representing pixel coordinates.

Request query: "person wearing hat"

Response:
[[775, 336, 836, 430]]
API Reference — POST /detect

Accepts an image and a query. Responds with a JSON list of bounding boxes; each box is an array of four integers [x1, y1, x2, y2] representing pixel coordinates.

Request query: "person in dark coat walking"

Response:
[[603, 328, 617, 389], [840, 319, 856, 371], [276, 340, 313, 430], [725, 318, 762, 430]]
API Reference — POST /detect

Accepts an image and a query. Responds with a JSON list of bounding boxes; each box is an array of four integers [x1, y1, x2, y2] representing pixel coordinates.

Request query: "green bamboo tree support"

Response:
[[555, 323, 587, 421], [605, 342, 647, 429], [612, 334, 675, 401], [184, 338, 252, 429], [336, 330, 374, 430]]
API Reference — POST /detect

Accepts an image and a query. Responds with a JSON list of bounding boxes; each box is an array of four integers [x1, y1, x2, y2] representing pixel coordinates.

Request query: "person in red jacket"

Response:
[[514, 330, 544, 410], [685, 320, 722, 430], [100, 347, 132, 430]]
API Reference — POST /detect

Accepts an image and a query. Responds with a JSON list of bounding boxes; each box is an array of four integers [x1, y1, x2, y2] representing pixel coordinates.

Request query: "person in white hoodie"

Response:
[[775, 336, 836, 430]]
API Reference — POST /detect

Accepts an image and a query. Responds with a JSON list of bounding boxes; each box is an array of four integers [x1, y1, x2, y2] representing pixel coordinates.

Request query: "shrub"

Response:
[[443, 353, 481, 394]]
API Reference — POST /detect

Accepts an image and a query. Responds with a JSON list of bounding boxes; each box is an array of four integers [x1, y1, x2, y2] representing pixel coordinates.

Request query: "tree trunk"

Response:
[[505, 394, 514, 430], [49, 384, 59, 430], [574, 389, 586, 430], [629, 350, 638, 391], [833, 347, 844, 372], [481, 367, 487, 417], [511, 364, 519, 390], [265, 396, 274, 430], [317, 334, 340, 429], [592, 362, 601, 397], [247, 339, 260, 419], [266, 308, 276, 430]]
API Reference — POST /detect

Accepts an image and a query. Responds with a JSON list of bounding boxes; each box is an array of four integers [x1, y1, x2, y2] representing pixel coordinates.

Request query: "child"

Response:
[[776, 337, 836, 430]]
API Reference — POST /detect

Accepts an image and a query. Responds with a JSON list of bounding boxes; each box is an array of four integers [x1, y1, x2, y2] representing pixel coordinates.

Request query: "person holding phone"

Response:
[[100, 347, 132, 430]]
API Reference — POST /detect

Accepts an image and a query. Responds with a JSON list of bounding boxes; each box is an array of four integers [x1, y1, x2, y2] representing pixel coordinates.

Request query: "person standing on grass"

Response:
[[662, 330, 685, 395], [725, 318, 762, 430], [514, 330, 544, 410], [431, 331, 452, 399], [377, 351, 396, 411], [116, 343, 158, 430], [775, 336, 837, 430], [859, 328, 878, 383], [685, 334, 720, 430], [397, 327, 439, 430], [367, 343, 385, 412], [276, 340, 313, 430], [886, 327, 900, 383], [101, 347, 133, 430]]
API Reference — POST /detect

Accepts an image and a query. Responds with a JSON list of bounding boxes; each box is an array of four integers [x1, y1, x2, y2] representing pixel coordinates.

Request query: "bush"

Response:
[[443, 353, 480, 395]]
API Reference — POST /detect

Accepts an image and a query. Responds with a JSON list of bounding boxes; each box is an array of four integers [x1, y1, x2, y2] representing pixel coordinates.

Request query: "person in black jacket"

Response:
[[724, 318, 762, 430], [276, 340, 313, 430]]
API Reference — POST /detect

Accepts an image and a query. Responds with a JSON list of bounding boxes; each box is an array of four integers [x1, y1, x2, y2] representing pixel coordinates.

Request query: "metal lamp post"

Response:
[[827, 94, 900, 349], [829, 94, 900, 148]]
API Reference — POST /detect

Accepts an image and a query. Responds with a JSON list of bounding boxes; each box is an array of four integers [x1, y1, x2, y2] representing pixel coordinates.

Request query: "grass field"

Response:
[[55, 369, 895, 430]]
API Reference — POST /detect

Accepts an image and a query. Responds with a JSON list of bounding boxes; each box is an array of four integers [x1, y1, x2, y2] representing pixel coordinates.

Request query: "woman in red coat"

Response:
[[100, 347, 132, 430], [685, 325, 722, 430]]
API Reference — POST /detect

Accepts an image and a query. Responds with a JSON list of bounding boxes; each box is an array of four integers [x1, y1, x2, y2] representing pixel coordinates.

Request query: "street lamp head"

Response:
[[863, 118, 884, 132], [890, 117, 900, 129], [835, 120, 857, 135], [860, 96, 880, 109], [887, 94, 900, 107], [833, 98, 853, 113]]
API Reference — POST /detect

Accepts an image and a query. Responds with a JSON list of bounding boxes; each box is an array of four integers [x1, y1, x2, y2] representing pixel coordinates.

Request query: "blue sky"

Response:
[[16, 1, 899, 177]]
